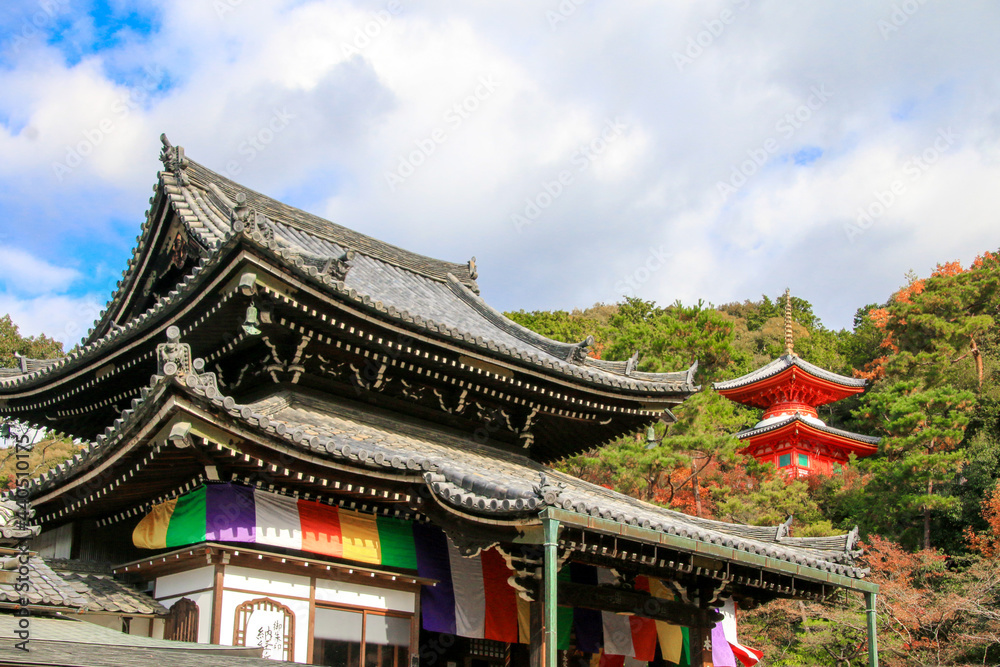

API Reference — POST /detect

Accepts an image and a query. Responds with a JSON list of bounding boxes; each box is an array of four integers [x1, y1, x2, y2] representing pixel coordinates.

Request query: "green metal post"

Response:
[[865, 591, 879, 667], [542, 517, 559, 667]]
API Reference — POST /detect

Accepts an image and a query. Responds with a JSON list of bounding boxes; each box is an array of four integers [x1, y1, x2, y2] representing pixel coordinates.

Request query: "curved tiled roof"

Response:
[[60, 570, 168, 615], [1, 139, 696, 398], [0, 355, 63, 378], [0, 554, 165, 614], [15, 348, 866, 580], [226, 388, 868, 576], [734, 414, 881, 446], [0, 555, 90, 609], [713, 354, 867, 391]]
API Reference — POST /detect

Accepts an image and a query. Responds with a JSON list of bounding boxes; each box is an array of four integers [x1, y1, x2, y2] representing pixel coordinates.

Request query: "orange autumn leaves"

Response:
[[857, 252, 999, 383]]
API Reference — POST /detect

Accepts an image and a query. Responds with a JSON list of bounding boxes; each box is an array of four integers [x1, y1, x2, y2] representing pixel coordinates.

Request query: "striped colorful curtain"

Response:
[[133, 483, 417, 569]]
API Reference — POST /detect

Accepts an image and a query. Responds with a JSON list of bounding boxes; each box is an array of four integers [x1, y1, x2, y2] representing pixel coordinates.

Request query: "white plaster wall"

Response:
[[128, 617, 150, 637], [315, 578, 415, 613], [160, 591, 215, 643], [223, 565, 311, 599], [150, 617, 165, 640], [78, 614, 123, 631], [218, 588, 310, 663], [154, 566, 215, 599]]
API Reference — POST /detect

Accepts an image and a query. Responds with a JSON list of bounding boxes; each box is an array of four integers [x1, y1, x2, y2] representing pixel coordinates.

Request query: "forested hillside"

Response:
[[507, 250, 1000, 666]]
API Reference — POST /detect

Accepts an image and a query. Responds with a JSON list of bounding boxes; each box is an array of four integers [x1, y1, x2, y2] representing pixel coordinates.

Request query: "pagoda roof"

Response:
[[0, 138, 696, 399], [712, 354, 867, 410], [17, 355, 868, 581], [714, 355, 867, 392], [734, 414, 880, 455]]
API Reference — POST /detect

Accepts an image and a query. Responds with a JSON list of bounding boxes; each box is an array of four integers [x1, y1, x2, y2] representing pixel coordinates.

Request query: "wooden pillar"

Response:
[[542, 517, 559, 667], [865, 591, 879, 667], [410, 589, 422, 667], [210, 558, 226, 644], [688, 617, 714, 667], [688, 585, 714, 667], [530, 516, 559, 667]]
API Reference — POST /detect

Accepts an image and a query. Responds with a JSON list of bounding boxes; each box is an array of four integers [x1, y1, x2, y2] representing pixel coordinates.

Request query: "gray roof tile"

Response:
[[240, 389, 867, 577], [0, 556, 90, 609]]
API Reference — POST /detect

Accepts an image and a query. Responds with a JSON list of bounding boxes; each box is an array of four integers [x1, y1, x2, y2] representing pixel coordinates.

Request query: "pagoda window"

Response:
[[833, 462, 843, 474], [312, 605, 410, 667], [778, 453, 791, 468], [798, 453, 810, 468]]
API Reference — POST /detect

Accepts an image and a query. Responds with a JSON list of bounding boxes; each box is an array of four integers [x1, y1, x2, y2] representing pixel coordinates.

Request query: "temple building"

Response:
[[713, 293, 880, 476], [0, 138, 880, 667]]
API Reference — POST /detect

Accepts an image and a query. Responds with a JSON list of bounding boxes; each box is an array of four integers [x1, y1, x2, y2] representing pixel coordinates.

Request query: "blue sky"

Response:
[[2, 0, 1000, 345]]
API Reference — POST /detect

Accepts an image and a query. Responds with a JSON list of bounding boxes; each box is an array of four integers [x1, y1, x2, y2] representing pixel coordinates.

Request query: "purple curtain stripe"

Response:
[[205, 483, 257, 542]]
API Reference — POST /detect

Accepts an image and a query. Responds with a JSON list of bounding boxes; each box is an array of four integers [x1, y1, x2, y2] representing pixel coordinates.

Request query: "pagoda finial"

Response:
[[783, 288, 795, 356]]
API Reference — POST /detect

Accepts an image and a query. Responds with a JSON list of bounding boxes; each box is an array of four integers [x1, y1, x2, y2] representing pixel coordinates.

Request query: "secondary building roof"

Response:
[[0, 554, 166, 615]]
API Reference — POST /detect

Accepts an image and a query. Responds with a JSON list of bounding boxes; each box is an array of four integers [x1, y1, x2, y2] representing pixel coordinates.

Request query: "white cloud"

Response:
[[2, 0, 1000, 334], [0, 293, 103, 346], [0, 248, 80, 295]]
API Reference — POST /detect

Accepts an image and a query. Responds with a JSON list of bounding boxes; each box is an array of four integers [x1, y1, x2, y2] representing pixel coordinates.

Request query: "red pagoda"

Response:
[[713, 292, 879, 476]]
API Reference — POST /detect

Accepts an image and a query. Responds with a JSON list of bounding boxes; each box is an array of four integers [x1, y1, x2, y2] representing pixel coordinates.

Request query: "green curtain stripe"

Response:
[[166, 486, 207, 547], [678, 626, 691, 667], [376, 516, 418, 569]]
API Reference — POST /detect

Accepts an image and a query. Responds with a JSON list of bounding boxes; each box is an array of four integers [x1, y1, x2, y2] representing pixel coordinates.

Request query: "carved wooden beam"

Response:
[[556, 581, 721, 628]]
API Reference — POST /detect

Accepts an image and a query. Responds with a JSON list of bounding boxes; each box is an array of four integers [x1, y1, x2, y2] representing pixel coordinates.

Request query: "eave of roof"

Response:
[[713, 354, 867, 393], [0, 616, 296, 667], [735, 414, 881, 450]]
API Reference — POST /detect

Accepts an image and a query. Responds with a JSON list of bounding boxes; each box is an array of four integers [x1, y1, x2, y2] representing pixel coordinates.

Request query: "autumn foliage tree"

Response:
[[861, 252, 1000, 389]]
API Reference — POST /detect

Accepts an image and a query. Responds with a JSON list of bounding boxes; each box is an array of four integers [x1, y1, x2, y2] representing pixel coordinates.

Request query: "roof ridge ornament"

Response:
[[231, 192, 250, 225], [320, 249, 355, 282], [467, 256, 478, 280], [783, 288, 795, 357], [157, 326, 192, 377], [230, 196, 275, 246], [624, 350, 639, 376], [156, 327, 222, 397], [159, 134, 189, 174], [776, 514, 793, 540], [566, 335, 595, 364]]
